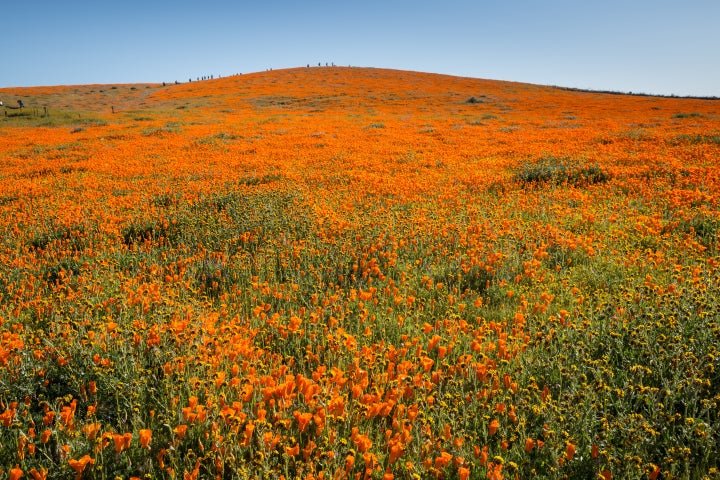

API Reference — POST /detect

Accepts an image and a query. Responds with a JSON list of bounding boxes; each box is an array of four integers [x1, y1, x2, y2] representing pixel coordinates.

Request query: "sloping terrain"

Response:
[[1, 67, 719, 479]]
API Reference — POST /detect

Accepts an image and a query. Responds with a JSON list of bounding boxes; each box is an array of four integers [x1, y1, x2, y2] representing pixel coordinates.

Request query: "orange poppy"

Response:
[[9, 466, 23, 480], [488, 419, 500, 436], [139, 429, 152, 449]]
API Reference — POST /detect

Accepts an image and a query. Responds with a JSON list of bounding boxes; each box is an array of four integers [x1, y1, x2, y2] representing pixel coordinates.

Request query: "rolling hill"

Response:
[[1, 67, 719, 479]]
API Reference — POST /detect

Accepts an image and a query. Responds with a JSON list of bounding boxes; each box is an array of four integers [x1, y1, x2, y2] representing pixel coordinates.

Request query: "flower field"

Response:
[[1, 67, 719, 479]]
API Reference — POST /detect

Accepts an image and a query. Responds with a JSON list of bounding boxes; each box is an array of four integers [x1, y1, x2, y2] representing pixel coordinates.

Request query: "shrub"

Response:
[[514, 156, 610, 187], [672, 112, 704, 119], [671, 133, 720, 145]]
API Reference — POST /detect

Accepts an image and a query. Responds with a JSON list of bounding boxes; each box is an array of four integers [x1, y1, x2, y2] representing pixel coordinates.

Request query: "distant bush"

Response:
[[514, 156, 610, 187], [141, 124, 180, 136], [238, 173, 283, 186], [672, 112, 704, 119], [195, 132, 239, 145], [28, 226, 87, 252], [121, 219, 183, 246], [671, 133, 720, 145]]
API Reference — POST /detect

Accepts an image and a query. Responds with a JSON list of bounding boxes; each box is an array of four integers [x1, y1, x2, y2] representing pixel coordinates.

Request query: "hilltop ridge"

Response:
[[2, 67, 717, 121]]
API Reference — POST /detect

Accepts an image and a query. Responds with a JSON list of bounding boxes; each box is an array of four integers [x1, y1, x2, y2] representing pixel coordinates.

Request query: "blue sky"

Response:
[[2, 0, 719, 96]]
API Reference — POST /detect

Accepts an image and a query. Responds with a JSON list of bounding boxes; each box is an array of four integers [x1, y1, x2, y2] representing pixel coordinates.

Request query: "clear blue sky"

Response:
[[2, 0, 719, 96]]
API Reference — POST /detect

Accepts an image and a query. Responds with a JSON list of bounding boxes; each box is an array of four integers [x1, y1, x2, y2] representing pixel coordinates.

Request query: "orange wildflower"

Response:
[[388, 442, 404, 464], [474, 445, 489, 466], [184, 460, 201, 480], [17, 435, 27, 461], [83, 423, 101, 441], [487, 462, 503, 480], [345, 454, 355, 472], [353, 433, 372, 453], [524, 438, 535, 452], [420, 356, 434, 372], [112, 434, 124, 453], [10, 466, 23, 480], [113, 432, 132, 453], [139, 429, 152, 449], [1, 405, 16, 427], [68, 455, 94, 480], [434, 451, 453, 469], [59, 400, 77, 429], [293, 410, 313, 432], [42, 411, 55, 426], [488, 419, 500, 436], [174, 424, 188, 439], [565, 442, 576, 461], [648, 464, 660, 480], [29, 468, 48, 480]]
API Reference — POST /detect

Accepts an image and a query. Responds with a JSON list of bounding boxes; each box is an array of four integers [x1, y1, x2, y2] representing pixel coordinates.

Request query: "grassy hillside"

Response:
[[1, 67, 719, 479]]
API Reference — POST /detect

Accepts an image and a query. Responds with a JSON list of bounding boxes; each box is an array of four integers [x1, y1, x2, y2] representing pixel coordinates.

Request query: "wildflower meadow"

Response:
[[1, 67, 718, 479]]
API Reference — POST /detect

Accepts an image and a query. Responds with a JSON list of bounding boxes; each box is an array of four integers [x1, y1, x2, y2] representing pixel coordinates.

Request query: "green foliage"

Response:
[[42, 259, 82, 285], [121, 220, 182, 246], [671, 133, 720, 145], [672, 112, 704, 119], [1, 108, 107, 128], [27, 226, 88, 253], [679, 215, 720, 250], [514, 156, 610, 187], [238, 173, 284, 186], [195, 132, 240, 145], [141, 123, 181, 136], [191, 259, 227, 298], [521, 277, 720, 479]]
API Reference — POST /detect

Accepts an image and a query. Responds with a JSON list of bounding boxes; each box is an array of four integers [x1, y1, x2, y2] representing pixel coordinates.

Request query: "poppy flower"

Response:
[[10, 466, 23, 480], [488, 419, 500, 436], [565, 442, 576, 461], [68, 455, 94, 480], [139, 429, 152, 449]]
